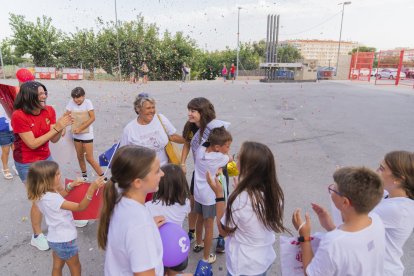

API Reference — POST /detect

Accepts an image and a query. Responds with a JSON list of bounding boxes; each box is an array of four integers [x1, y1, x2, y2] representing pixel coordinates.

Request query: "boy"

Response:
[[292, 167, 385, 276], [193, 127, 232, 264], [65, 87, 104, 227]]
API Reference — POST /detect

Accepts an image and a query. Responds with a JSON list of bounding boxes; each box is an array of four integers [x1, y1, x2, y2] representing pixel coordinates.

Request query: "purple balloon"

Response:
[[159, 222, 190, 267]]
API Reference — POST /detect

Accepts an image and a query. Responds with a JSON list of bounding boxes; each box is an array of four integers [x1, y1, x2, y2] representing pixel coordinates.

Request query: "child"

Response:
[[98, 145, 166, 275], [207, 141, 288, 276], [66, 87, 103, 181], [372, 151, 414, 276], [0, 105, 15, 179], [146, 163, 191, 275], [193, 127, 232, 264], [26, 160, 104, 276], [293, 167, 385, 276], [221, 64, 227, 82]]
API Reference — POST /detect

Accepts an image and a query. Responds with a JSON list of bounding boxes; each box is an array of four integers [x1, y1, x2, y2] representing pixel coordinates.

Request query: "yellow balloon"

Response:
[[227, 161, 239, 177]]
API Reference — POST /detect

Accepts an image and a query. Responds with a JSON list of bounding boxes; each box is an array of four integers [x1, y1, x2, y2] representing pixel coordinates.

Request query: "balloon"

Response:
[[159, 222, 190, 267], [16, 68, 35, 83]]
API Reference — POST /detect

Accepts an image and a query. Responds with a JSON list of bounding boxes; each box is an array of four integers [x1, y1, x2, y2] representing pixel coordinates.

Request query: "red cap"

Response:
[[16, 68, 35, 83]]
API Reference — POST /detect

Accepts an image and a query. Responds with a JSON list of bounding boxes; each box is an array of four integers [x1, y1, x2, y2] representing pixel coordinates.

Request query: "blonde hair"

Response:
[[27, 161, 59, 201]]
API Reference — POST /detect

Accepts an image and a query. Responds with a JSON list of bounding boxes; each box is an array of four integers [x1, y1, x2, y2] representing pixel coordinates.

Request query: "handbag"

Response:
[[157, 114, 181, 165]]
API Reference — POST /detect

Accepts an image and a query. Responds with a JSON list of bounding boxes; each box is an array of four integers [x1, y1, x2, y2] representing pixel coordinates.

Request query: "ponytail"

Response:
[[97, 178, 120, 250]]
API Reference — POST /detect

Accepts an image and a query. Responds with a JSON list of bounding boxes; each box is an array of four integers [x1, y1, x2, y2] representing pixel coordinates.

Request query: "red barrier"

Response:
[[375, 50, 402, 86], [349, 52, 375, 82], [399, 49, 414, 88]]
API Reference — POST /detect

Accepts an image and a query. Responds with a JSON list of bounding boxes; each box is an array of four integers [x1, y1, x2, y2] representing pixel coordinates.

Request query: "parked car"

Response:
[[371, 68, 378, 77], [402, 67, 414, 79], [376, 68, 406, 80]]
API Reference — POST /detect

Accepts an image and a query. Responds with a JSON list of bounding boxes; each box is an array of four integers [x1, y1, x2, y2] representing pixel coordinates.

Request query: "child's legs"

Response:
[[31, 201, 43, 234], [51, 251, 65, 276], [65, 254, 81, 276], [1, 144, 11, 169], [203, 217, 215, 260], [195, 212, 204, 245], [83, 142, 103, 175], [74, 140, 86, 172]]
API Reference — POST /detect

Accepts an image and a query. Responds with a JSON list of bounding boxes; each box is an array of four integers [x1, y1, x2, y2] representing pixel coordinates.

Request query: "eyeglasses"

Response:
[[378, 164, 385, 172], [328, 183, 343, 196]]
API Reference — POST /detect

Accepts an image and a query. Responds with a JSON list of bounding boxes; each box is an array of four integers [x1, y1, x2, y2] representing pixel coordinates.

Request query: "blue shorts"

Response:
[[14, 156, 52, 183], [48, 239, 78, 261], [0, 131, 14, 146]]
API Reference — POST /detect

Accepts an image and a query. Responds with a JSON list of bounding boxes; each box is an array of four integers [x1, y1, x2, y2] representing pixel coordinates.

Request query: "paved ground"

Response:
[[0, 78, 413, 275]]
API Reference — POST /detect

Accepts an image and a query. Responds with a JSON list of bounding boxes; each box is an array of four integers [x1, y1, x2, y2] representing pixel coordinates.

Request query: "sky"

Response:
[[1, 0, 413, 51]]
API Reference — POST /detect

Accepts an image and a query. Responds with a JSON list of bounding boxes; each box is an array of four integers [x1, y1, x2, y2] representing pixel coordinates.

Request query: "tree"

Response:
[[0, 38, 25, 65], [9, 14, 62, 66], [277, 45, 303, 63], [350, 46, 376, 54]]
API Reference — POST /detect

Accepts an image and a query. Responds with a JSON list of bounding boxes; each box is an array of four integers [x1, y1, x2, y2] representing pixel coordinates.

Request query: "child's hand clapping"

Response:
[[206, 171, 223, 197], [292, 208, 311, 237]]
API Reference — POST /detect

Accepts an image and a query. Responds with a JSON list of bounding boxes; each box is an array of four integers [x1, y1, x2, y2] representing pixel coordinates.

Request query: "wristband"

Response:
[[215, 197, 225, 203], [298, 236, 311, 243], [66, 183, 73, 191], [53, 127, 60, 133], [86, 194, 93, 201]]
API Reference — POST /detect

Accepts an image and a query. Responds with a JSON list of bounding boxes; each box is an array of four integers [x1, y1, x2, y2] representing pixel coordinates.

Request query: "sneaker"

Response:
[[188, 231, 196, 244], [193, 243, 205, 253], [202, 253, 217, 264], [216, 237, 225, 253], [82, 176, 89, 182], [30, 233, 49, 251], [74, 220, 89, 228]]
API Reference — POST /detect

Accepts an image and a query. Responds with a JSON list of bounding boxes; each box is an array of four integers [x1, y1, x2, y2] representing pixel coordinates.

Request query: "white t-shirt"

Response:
[[0, 105, 12, 131], [119, 114, 176, 166], [105, 197, 164, 276], [371, 197, 414, 276], [194, 146, 229, 205], [190, 119, 230, 161], [65, 98, 94, 140], [221, 191, 276, 276], [145, 199, 190, 227], [306, 213, 385, 276], [36, 192, 77, 243]]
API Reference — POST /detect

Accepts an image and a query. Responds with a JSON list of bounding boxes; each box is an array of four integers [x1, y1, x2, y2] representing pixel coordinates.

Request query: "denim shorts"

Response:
[[48, 239, 78, 260], [14, 156, 53, 183], [0, 131, 14, 146]]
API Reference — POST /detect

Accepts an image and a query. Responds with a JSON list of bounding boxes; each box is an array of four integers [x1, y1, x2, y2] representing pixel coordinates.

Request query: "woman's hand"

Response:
[[153, 216, 166, 228], [292, 208, 311, 237], [91, 176, 106, 190], [55, 112, 73, 131], [206, 171, 224, 197], [311, 203, 336, 231]]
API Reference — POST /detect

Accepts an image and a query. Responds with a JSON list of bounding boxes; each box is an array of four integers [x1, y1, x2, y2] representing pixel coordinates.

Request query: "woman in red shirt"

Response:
[[12, 81, 72, 251]]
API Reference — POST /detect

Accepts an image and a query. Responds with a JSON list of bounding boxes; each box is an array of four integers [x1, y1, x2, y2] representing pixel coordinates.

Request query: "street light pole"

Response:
[[336, 1, 351, 76], [236, 6, 242, 80], [115, 0, 122, 81], [0, 46, 5, 79]]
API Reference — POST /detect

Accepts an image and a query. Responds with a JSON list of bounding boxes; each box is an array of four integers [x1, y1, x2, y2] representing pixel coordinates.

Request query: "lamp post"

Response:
[[336, 1, 351, 76], [115, 0, 122, 81], [0, 46, 5, 79], [236, 6, 242, 80]]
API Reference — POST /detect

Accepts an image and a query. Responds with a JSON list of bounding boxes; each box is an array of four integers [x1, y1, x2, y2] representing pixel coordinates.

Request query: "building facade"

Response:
[[281, 39, 359, 67]]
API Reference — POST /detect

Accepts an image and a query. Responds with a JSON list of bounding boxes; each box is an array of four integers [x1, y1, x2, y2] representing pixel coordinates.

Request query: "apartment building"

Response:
[[281, 39, 359, 67]]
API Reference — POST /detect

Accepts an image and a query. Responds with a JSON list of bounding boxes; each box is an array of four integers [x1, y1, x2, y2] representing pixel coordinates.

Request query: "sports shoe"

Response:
[[82, 176, 89, 182], [202, 253, 216, 264], [30, 233, 49, 251], [193, 243, 205, 253], [216, 236, 225, 253], [74, 220, 88, 228], [188, 231, 196, 244]]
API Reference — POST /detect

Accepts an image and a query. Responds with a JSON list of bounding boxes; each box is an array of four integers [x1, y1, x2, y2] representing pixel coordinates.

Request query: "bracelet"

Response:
[[297, 236, 312, 243], [53, 127, 60, 133], [215, 197, 225, 203], [66, 183, 73, 191], [86, 194, 93, 201]]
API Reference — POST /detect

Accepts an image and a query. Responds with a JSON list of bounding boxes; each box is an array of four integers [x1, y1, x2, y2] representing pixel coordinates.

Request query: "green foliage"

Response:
[[0, 38, 25, 65], [277, 45, 303, 63], [9, 14, 62, 66], [350, 46, 376, 54]]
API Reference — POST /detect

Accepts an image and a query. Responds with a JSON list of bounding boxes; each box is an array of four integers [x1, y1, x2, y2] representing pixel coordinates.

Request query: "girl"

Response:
[[146, 164, 191, 275], [207, 141, 288, 276], [0, 104, 14, 179], [181, 97, 230, 247], [372, 151, 414, 276], [98, 145, 166, 276], [26, 160, 105, 276]]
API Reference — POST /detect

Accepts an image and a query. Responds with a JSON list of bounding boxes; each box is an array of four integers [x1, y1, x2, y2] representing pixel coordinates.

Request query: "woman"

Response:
[[181, 97, 230, 249], [11, 81, 72, 251], [120, 93, 184, 166]]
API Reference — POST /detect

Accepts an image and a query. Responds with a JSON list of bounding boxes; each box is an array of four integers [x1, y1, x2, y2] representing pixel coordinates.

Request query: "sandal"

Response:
[[2, 169, 13, 180], [202, 253, 217, 264], [193, 243, 205, 253]]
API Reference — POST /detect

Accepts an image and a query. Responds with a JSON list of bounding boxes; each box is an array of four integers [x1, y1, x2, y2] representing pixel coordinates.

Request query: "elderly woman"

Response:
[[120, 93, 184, 167]]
